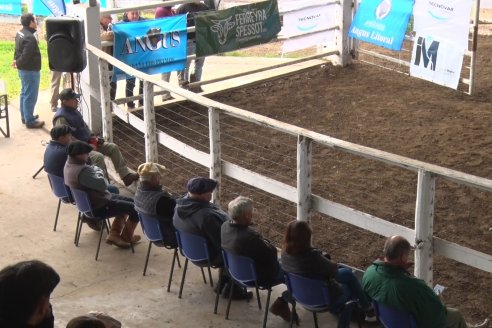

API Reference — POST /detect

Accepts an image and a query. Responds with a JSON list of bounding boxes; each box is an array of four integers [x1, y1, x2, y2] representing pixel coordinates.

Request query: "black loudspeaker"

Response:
[[45, 17, 86, 73]]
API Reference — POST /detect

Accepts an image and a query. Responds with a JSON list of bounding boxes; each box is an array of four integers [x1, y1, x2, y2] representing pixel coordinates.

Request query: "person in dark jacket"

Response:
[[363, 235, 490, 328], [0, 260, 60, 328], [134, 162, 177, 247], [281, 220, 376, 322], [53, 88, 139, 186], [64, 141, 141, 249], [13, 13, 44, 128]]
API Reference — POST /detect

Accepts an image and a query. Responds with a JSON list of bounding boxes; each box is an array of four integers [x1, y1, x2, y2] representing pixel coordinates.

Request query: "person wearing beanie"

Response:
[[134, 162, 178, 247], [53, 88, 139, 187], [64, 141, 141, 249], [0, 260, 60, 328]]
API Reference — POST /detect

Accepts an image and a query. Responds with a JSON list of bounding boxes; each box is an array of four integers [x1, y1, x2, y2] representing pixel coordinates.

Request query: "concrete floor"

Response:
[[0, 56, 363, 327]]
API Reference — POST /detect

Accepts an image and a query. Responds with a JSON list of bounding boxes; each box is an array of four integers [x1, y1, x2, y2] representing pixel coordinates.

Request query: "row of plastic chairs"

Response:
[[48, 173, 417, 327]]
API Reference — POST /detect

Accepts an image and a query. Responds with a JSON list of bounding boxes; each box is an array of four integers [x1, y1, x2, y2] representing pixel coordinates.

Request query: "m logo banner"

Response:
[[112, 15, 187, 81], [413, 0, 473, 51], [348, 0, 413, 51], [195, 0, 281, 57], [410, 34, 464, 89]]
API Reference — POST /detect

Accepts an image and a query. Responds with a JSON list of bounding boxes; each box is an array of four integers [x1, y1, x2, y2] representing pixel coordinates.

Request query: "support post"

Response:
[[98, 58, 112, 142], [143, 81, 158, 163], [335, 0, 354, 66], [209, 107, 221, 206], [297, 136, 312, 221], [414, 169, 436, 287]]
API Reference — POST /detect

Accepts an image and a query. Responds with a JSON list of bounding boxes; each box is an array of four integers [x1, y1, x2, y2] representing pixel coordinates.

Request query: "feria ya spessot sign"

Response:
[[194, 0, 281, 57], [348, 0, 414, 51]]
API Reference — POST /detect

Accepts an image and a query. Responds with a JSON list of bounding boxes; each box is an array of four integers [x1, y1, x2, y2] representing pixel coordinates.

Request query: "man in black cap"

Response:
[[173, 177, 252, 299], [64, 141, 141, 248], [53, 88, 139, 187], [0, 260, 60, 328]]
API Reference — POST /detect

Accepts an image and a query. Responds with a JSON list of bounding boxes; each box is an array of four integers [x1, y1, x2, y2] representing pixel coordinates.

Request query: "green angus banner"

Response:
[[195, 0, 281, 57]]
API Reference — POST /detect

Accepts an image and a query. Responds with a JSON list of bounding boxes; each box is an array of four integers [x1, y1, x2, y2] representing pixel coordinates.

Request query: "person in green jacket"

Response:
[[362, 235, 489, 328]]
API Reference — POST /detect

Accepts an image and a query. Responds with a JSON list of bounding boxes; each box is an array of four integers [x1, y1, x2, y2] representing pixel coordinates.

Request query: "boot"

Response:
[[106, 216, 131, 249], [120, 219, 141, 244]]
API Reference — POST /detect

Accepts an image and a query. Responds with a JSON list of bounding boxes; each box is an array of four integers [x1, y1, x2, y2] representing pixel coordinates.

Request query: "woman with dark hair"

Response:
[[281, 220, 376, 322]]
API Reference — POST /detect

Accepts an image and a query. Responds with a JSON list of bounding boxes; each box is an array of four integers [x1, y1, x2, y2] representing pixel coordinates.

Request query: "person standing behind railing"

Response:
[[123, 11, 145, 109], [176, 0, 209, 93], [100, 13, 117, 101], [155, 6, 176, 101]]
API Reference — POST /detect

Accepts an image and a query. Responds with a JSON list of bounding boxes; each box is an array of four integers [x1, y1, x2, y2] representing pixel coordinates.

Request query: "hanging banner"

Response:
[[112, 15, 188, 81], [280, 4, 337, 38], [0, 0, 21, 15], [40, 0, 66, 16], [410, 34, 464, 89], [282, 30, 336, 53], [348, 0, 414, 51], [413, 0, 473, 50], [195, 0, 281, 57]]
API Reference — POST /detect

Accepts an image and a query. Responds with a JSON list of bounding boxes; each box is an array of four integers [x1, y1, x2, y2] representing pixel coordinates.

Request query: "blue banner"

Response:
[[40, 0, 66, 16], [33, 0, 107, 16], [0, 0, 21, 15], [112, 15, 188, 81], [348, 0, 414, 51]]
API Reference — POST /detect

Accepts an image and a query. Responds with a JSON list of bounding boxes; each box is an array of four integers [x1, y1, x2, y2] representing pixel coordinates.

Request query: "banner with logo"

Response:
[[0, 0, 21, 15], [413, 0, 473, 50], [195, 0, 281, 57], [410, 34, 464, 89], [40, 0, 66, 16], [348, 0, 414, 51], [33, 0, 107, 16], [280, 4, 337, 38], [112, 16, 187, 81], [282, 30, 336, 53]]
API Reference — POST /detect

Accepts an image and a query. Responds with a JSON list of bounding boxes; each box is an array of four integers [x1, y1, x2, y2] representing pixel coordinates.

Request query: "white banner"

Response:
[[280, 4, 337, 38], [413, 0, 473, 50], [410, 35, 464, 89], [282, 29, 336, 53]]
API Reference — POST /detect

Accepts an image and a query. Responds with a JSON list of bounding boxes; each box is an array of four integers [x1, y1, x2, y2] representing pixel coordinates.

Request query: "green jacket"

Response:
[[362, 260, 446, 328]]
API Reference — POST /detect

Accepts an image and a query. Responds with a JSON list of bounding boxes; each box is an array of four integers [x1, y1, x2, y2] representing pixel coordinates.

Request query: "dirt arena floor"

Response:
[[115, 34, 492, 324]]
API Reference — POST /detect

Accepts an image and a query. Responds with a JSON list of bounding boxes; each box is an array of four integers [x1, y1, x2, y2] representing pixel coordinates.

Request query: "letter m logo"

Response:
[[414, 37, 439, 71]]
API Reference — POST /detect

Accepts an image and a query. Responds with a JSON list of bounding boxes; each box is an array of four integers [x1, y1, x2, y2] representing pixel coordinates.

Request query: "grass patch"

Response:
[[0, 40, 51, 99]]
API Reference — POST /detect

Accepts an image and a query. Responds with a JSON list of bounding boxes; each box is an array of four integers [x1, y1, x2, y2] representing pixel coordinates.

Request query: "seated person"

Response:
[[66, 313, 121, 328], [53, 88, 139, 186], [173, 177, 251, 300], [134, 162, 177, 247], [363, 235, 490, 328], [44, 125, 118, 231], [0, 260, 60, 328], [221, 196, 296, 321], [281, 220, 376, 322], [64, 141, 140, 249]]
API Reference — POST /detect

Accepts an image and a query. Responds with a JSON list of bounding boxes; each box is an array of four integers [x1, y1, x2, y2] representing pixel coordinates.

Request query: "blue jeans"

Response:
[[178, 41, 205, 82], [333, 267, 371, 310], [18, 69, 40, 124]]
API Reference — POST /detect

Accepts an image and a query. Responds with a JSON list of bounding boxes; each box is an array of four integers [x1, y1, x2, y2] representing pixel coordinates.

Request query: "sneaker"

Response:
[[122, 173, 139, 186], [25, 119, 45, 129], [21, 114, 39, 124], [269, 297, 291, 322]]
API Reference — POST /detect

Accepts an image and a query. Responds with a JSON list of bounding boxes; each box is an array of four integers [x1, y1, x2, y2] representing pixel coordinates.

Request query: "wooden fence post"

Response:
[[209, 107, 221, 206], [414, 169, 436, 286], [143, 81, 158, 163], [336, 0, 354, 66], [297, 135, 312, 221], [98, 58, 113, 143]]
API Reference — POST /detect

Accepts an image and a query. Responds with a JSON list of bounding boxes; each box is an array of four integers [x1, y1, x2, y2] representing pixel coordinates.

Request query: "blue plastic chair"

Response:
[[71, 187, 132, 261], [47, 173, 75, 232], [138, 212, 181, 292], [284, 272, 362, 328], [373, 301, 417, 328], [175, 229, 216, 299], [218, 249, 281, 328]]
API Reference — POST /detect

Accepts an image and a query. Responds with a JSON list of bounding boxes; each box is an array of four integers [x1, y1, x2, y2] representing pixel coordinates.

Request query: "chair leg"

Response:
[[207, 266, 214, 288], [53, 199, 61, 231], [143, 242, 152, 276], [200, 267, 207, 284], [74, 213, 81, 245], [167, 248, 178, 293], [176, 252, 182, 268], [178, 258, 189, 299], [262, 289, 272, 328], [75, 214, 83, 246], [313, 312, 319, 328], [255, 287, 262, 309], [225, 280, 235, 320], [32, 165, 44, 179], [213, 271, 223, 314], [290, 303, 297, 328], [95, 223, 105, 261]]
